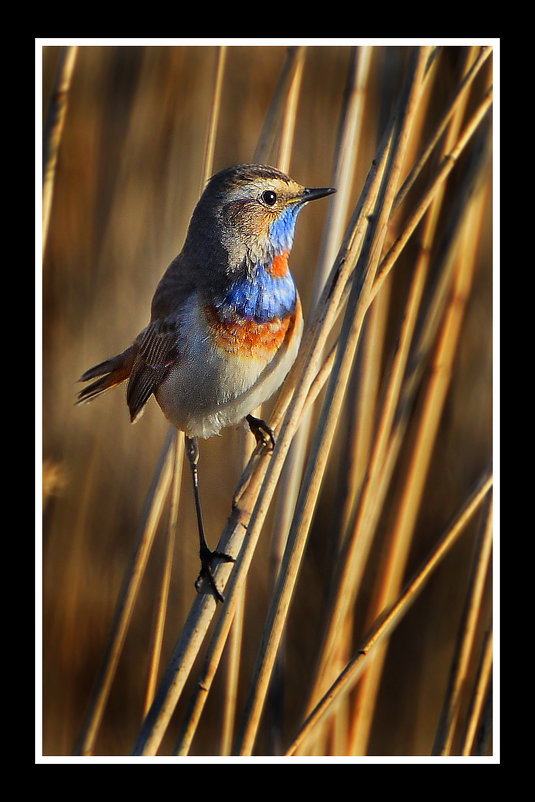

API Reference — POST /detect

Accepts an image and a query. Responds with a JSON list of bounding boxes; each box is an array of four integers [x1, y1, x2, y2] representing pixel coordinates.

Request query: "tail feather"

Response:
[[77, 347, 136, 404]]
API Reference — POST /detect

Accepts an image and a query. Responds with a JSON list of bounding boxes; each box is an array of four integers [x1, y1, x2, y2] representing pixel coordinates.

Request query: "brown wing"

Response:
[[126, 321, 180, 422], [127, 253, 197, 422]]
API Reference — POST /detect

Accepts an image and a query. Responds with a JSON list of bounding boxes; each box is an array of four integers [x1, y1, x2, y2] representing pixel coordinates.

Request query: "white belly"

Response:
[[155, 299, 303, 438]]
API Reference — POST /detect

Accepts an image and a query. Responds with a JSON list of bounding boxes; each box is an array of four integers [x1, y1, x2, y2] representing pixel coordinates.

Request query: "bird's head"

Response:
[[184, 164, 335, 277]]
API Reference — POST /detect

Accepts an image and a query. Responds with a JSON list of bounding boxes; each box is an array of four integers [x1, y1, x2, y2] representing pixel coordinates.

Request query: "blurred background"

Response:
[[41, 43, 493, 758]]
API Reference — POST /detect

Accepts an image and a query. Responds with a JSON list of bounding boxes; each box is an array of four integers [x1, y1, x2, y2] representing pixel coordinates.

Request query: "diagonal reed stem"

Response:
[[285, 471, 493, 756]]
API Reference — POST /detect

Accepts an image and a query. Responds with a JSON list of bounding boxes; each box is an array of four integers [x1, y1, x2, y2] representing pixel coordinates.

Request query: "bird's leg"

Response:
[[246, 414, 275, 453], [185, 435, 234, 603]]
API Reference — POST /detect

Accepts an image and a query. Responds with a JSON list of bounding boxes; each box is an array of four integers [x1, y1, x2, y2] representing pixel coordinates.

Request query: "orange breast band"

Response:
[[205, 300, 301, 360], [269, 250, 289, 277]]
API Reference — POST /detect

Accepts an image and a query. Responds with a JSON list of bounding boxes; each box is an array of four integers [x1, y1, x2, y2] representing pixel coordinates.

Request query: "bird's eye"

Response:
[[261, 190, 277, 207]]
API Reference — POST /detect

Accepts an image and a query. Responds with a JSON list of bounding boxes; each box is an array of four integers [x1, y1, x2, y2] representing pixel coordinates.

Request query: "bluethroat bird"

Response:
[[78, 164, 335, 601]]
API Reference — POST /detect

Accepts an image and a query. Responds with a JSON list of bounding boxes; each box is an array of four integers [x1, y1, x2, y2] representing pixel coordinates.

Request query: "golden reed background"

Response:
[[42, 44, 493, 757]]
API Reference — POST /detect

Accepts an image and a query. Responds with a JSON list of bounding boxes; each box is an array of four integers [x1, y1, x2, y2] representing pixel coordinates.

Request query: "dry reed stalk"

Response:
[[42, 45, 78, 260], [432, 493, 493, 755], [201, 46, 227, 192], [74, 427, 175, 755], [219, 580, 246, 755], [460, 623, 493, 756], [392, 46, 492, 216], [351, 179, 490, 753], [344, 46, 486, 754], [143, 435, 184, 716], [319, 285, 391, 756], [253, 46, 305, 167], [285, 472, 493, 756], [276, 47, 305, 174], [337, 285, 390, 544], [267, 45, 372, 752]]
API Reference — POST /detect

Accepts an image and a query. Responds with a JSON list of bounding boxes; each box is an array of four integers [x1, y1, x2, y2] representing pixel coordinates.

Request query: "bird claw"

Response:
[[246, 414, 275, 453], [195, 546, 235, 603]]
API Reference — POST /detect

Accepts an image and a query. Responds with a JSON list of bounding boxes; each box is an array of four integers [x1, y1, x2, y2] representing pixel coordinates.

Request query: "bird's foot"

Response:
[[195, 544, 235, 603], [246, 414, 275, 453]]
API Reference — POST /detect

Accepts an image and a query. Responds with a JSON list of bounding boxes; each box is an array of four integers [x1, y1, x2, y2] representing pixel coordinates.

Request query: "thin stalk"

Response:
[[143, 435, 184, 716], [347, 46, 482, 754], [433, 495, 493, 755], [312, 46, 372, 302], [285, 472, 493, 756], [201, 46, 227, 193], [267, 45, 372, 753], [254, 46, 306, 167], [337, 284, 390, 543], [460, 626, 493, 756], [277, 47, 305, 174], [74, 427, 175, 755], [318, 286, 391, 757], [219, 574, 246, 755], [372, 85, 493, 304], [42, 45, 78, 260], [392, 46, 492, 216]]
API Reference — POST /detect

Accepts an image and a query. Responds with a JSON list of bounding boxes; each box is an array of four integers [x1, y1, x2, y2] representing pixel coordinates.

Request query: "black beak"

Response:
[[301, 186, 337, 203]]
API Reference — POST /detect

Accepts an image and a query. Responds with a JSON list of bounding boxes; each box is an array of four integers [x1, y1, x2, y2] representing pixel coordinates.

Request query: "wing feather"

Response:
[[126, 322, 180, 422]]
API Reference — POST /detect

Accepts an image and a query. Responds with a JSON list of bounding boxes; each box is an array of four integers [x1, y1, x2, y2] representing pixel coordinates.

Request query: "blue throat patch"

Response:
[[268, 203, 299, 254], [216, 203, 302, 323], [219, 265, 297, 323]]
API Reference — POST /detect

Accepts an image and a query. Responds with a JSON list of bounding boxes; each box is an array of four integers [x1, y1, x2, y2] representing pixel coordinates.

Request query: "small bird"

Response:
[[78, 164, 335, 601]]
